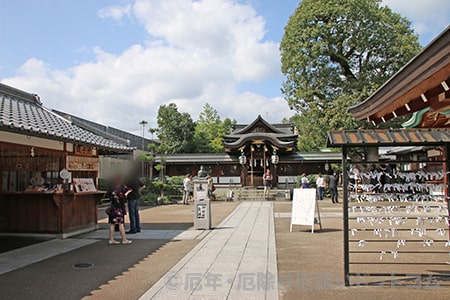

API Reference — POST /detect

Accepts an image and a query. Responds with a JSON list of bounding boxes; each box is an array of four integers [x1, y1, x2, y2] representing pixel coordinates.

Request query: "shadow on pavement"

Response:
[[0, 236, 53, 254], [0, 238, 186, 300]]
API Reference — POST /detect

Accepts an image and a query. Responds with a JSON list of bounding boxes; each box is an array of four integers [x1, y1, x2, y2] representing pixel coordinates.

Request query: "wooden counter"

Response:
[[0, 191, 105, 238]]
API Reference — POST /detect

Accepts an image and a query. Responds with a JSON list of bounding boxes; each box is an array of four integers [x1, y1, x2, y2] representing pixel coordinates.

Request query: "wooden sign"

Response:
[[290, 188, 322, 233], [66, 156, 99, 171]]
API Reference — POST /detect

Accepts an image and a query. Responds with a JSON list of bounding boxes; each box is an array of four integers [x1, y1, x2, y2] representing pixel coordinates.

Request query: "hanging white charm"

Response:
[[397, 239, 406, 248], [423, 240, 434, 247]]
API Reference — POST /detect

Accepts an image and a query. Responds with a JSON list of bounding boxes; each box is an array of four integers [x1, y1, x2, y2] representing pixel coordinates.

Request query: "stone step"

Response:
[[233, 188, 291, 201]]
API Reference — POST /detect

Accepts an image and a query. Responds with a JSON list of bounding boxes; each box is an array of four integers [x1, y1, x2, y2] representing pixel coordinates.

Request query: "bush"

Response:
[[139, 176, 184, 205]]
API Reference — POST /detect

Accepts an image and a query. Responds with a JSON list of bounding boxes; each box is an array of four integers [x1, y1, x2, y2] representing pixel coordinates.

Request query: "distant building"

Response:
[[158, 115, 341, 187]]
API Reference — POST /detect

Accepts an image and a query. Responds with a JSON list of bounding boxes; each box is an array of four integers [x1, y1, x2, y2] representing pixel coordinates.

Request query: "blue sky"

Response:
[[1, 0, 449, 136]]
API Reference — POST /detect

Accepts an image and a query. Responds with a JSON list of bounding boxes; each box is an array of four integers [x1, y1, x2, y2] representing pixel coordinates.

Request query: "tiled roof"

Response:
[[0, 83, 133, 152], [155, 153, 238, 163], [231, 115, 294, 135], [52, 109, 157, 150], [154, 152, 341, 163], [327, 128, 450, 147]]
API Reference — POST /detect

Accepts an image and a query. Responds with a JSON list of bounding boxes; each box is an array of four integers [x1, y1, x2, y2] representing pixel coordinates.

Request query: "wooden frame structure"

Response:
[[328, 130, 450, 286], [328, 26, 450, 286]]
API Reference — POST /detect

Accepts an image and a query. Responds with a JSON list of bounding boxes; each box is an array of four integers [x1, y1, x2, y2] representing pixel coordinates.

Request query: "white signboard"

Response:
[[73, 178, 97, 193], [290, 188, 320, 233]]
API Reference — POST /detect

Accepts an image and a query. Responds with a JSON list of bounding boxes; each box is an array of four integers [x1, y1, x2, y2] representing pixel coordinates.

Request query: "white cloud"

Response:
[[382, 0, 450, 44], [131, 0, 278, 81], [98, 4, 132, 22], [3, 0, 289, 135]]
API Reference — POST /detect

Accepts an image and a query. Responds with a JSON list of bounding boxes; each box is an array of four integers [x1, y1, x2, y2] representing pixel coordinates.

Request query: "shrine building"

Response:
[[159, 115, 341, 188]]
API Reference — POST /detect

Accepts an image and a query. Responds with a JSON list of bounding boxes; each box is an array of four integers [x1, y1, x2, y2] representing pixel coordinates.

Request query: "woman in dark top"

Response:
[[108, 176, 133, 245]]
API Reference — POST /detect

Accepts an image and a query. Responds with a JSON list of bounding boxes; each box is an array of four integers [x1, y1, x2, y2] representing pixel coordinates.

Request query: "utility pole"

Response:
[[139, 120, 148, 150], [139, 120, 148, 177]]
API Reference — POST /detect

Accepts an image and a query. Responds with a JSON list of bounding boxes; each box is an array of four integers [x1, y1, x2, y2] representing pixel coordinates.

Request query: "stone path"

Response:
[[139, 201, 279, 300]]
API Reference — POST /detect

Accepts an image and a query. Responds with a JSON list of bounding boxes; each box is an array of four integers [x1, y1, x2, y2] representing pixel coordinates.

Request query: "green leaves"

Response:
[[154, 103, 235, 153], [157, 103, 196, 153], [281, 0, 422, 151], [194, 103, 236, 153]]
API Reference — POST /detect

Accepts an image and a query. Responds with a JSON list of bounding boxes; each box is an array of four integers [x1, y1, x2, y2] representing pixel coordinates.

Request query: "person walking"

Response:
[[126, 173, 145, 234], [328, 172, 339, 203], [316, 173, 325, 201], [108, 176, 132, 245], [263, 169, 273, 199]]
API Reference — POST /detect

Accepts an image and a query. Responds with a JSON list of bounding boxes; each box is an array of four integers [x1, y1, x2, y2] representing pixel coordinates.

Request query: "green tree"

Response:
[[148, 127, 157, 141], [280, 0, 421, 151], [194, 103, 236, 153], [156, 103, 196, 153]]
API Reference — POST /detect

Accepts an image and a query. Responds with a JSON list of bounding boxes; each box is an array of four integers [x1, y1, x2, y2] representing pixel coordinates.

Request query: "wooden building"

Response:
[[157, 115, 341, 187], [0, 83, 133, 237]]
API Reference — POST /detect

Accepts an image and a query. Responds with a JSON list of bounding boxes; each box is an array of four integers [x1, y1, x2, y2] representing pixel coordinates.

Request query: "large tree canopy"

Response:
[[280, 0, 421, 151], [156, 103, 196, 153]]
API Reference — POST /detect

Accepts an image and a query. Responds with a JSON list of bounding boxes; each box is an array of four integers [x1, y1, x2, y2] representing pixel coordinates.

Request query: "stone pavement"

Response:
[[1, 198, 449, 300], [140, 201, 278, 300]]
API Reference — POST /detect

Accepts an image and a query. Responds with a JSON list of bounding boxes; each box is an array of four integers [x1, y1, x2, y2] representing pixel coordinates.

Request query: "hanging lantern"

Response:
[[271, 150, 279, 165], [239, 151, 247, 166]]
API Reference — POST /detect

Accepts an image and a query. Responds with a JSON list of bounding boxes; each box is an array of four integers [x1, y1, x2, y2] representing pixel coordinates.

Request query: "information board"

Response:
[[290, 188, 321, 233]]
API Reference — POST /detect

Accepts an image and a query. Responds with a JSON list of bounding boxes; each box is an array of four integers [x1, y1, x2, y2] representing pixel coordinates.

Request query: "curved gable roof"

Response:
[[223, 116, 298, 153], [232, 115, 288, 135]]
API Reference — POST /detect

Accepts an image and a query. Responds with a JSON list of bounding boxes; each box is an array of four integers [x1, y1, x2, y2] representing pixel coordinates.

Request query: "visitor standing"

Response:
[[301, 173, 309, 188], [263, 169, 273, 198], [126, 173, 144, 234], [328, 172, 339, 203], [183, 174, 193, 205], [108, 176, 132, 245], [316, 173, 325, 200], [207, 174, 215, 200]]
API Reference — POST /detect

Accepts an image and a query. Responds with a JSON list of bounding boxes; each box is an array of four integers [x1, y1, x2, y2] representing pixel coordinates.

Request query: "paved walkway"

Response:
[[140, 201, 279, 300], [0, 229, 208, 276], [0, 238, 97, 276]]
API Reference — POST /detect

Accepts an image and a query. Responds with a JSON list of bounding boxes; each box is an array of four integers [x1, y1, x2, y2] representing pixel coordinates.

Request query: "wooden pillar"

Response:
[[445, 143, 450, 240], [241, 164, 247, 187], [342, 145, 350, 286], [272, 164, 278, 188]]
